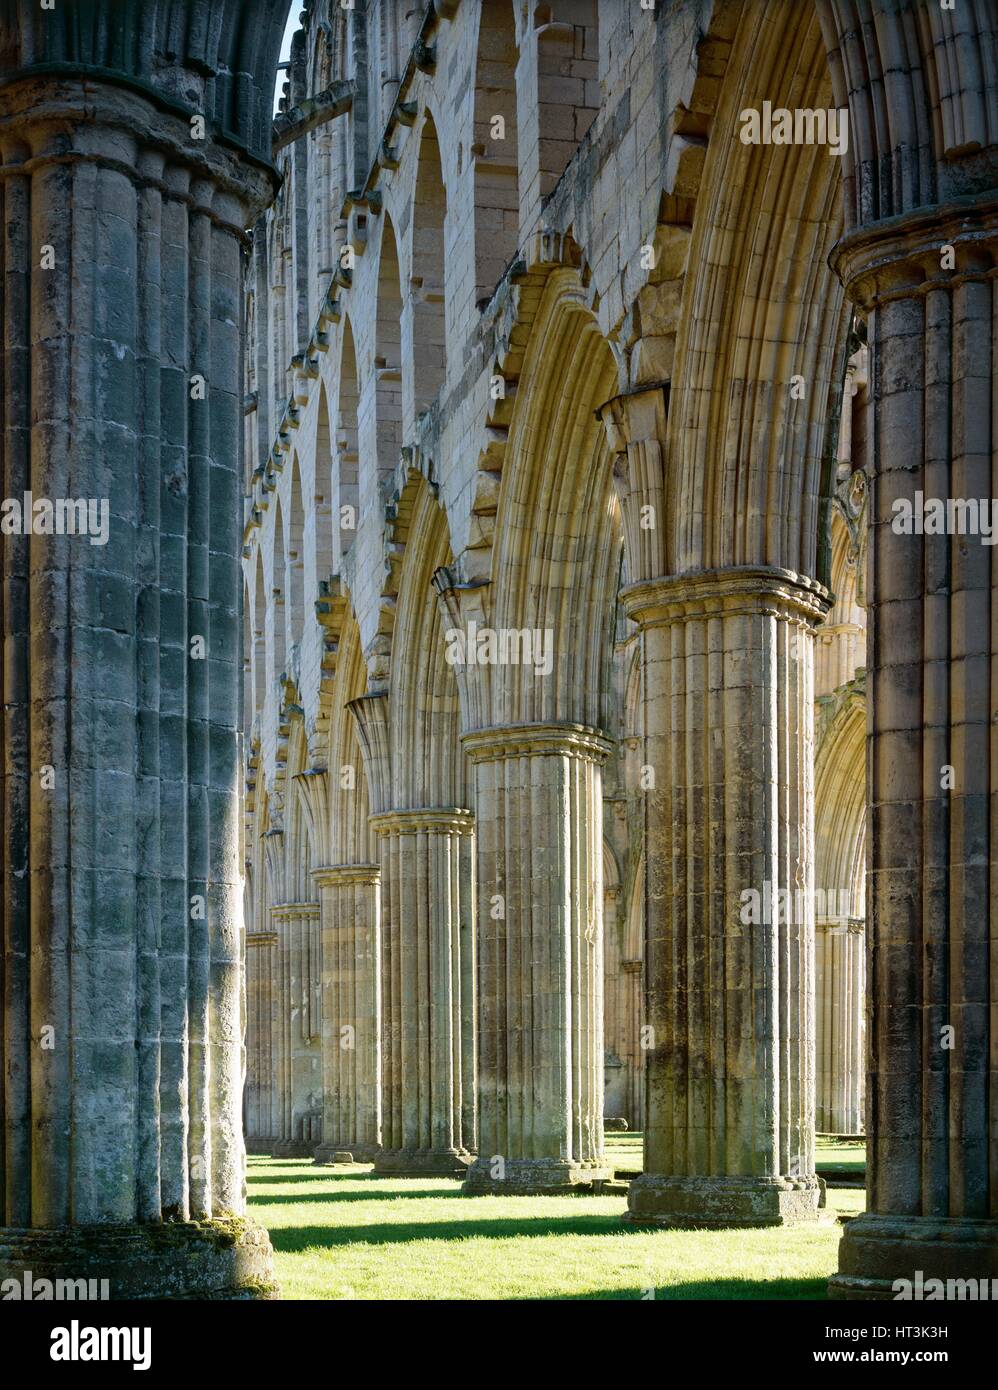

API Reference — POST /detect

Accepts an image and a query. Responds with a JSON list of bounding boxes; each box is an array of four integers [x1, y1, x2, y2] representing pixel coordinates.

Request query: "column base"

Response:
[[624, 1174, 822, 1228], [373, 1148, 472, 1178], [0, 1218, 278, 1300], [829, 1213, 998, 1300], [272, 1139, 317, 1159], [245, 1137, 281, 1156], [462, 1157, 614, 1195], [313, 1143, 380, 1165]]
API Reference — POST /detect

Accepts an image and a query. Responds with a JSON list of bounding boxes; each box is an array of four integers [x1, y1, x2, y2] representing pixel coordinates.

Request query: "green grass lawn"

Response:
[[605, 1132, 866, 1177], [815, 1136, 867, 1172], [248, 1156, 865, 1300]]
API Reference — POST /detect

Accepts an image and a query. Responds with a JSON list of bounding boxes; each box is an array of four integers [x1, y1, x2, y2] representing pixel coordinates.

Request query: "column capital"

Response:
[[0, 78, 277, 225], [347, 692, 392, 815], [830, 193, 998, 311], [246, 931, 278, 949], [462, 721, 613, 765], [368, 808, 474, 837], [311, 863, 381, 888], [620, 565, 831, 629], [270, 902, 320, 920]]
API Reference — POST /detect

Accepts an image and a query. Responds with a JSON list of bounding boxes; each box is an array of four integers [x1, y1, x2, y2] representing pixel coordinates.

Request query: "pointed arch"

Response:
[[271, 495, 287, 682], [314, 382, 335, 584], [252, 545, 267, 714], [411, 112, 448, 418], [389, 484, 468, 810], [666, 1, 847, 578], [327, 617, 375, 866], [815, 689, 867, 926], [335, 317, 361, 561], [287, 454, 307, 657], [375, 214, 404, 482], [490, 271, 622, 730]]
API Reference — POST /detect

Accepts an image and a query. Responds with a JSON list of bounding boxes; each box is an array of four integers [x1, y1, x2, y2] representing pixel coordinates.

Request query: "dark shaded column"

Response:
[[0, 63, 278, 1295], [830, 205, 998, 1297]]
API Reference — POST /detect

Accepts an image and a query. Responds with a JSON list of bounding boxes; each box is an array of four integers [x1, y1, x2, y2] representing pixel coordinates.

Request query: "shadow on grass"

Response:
[[545, 1277, 831, 1301], [250, 1187, 463, 1206], [266, 1212, 646, 1252], [246, 1171, 378, 1185]]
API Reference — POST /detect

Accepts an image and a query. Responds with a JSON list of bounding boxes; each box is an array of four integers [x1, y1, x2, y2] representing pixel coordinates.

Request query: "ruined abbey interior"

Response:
[[0, 0, 996, 1307]]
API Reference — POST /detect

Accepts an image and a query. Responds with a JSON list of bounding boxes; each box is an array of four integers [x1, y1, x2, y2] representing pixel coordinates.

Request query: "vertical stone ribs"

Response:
[[461, 723, 612, 1194], [0, 77, 276, 1296], [830, 203, 998, 1295], [622, 569, 830, 1228]]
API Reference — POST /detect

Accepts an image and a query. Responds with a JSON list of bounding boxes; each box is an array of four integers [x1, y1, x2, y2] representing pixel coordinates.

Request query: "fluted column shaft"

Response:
[[312, 863, 382, 1163], [831, 205, 998, 1295], [271, 903, 321, 1155], [0, 79, 275, 1294], [370, 809, 475, 1177], [816, 920, 865, 1135], [624, 568, 830, 1227], [244, 931, 277, 1147], [462, 724, 612, 1194]]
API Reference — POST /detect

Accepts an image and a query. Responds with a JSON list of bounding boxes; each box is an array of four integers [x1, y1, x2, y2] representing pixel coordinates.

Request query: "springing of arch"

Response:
[[326, 616, 376, 866], [410, 112, 448, 419], [389, 484, 469, 810], [374, 214, 404, 483], [472, 0, 520, 307], [490, 271, 622, 730]]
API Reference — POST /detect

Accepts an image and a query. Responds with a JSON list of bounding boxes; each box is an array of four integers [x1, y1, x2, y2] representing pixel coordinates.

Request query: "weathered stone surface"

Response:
[[0, 1220, 277, 1301]]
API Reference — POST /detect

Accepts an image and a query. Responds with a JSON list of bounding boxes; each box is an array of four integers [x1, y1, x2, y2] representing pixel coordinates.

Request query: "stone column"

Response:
[[271, 903, 321, 1156], [830, 206, 998, 1296], [462, 724, 613, 1194], [621, 569, 829, 1227], [815, 919, 865, 1135], [245, 930, 278, 1151], [312, 863, 383, 1163], [369, 810, 475, 1177], [621, 958, 644, 1132], [0, 79, 276, 1294]]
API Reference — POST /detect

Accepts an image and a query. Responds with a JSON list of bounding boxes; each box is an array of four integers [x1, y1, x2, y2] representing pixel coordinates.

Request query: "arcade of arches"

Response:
[[0, 0, 995, 1299]]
